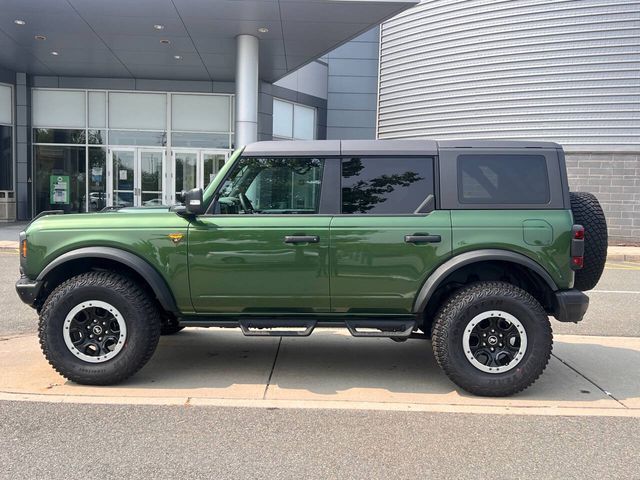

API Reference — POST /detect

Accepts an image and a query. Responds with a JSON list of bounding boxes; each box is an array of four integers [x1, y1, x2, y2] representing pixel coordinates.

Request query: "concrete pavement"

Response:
[[1, 329, 639, 417]]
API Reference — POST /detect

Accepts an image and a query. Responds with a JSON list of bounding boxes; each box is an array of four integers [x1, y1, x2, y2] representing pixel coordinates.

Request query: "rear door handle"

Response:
[[284, 235, 320, 244], [404, 234, 441, 244]]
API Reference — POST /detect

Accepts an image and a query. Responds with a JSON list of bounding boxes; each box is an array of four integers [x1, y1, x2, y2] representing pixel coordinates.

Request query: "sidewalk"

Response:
[[607, 245, 640, 263], [1, 329, 639, 416]]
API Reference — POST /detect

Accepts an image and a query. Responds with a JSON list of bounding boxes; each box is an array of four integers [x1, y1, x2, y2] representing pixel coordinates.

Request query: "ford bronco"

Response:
[[16, 140, 608, 396]]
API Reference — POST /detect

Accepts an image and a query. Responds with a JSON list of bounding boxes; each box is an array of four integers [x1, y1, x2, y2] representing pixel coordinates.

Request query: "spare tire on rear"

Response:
[[570, 191, 608, 291]]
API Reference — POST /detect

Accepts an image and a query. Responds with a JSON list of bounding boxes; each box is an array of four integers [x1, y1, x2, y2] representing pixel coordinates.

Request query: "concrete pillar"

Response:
[[235, 34, 259, 147]]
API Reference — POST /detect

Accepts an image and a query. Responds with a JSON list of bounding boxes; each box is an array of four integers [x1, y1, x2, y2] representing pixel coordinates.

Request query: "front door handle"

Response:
[[284, 235, 320, 244], [405, 234, 441, 244]]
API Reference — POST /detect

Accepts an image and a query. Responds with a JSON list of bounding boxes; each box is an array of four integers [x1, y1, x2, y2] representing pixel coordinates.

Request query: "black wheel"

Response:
[[161, 316, 185, 335], [39, 272, 161, 385], [431, 281, 552, 397], [570, 191, 608, 291]]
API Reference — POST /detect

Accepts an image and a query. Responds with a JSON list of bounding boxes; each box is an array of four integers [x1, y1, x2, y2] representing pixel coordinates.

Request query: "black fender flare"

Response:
[[412, 249, 559, 313], [37, 246, 179, 313]]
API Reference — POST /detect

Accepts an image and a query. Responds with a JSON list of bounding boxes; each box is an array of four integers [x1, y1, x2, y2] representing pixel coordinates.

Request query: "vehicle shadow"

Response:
[[90, 328, 640, 406]]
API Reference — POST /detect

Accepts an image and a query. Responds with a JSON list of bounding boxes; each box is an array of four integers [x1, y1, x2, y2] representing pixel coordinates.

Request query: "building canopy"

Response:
[[0, 0, 416, 82]]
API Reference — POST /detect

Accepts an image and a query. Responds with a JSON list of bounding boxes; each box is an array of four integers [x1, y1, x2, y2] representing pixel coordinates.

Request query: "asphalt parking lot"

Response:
[[1, 250, 639, 479]]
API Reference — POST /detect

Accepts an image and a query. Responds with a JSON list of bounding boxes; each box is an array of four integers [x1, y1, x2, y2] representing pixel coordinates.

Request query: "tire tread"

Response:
[[39, 271, 160, 385]]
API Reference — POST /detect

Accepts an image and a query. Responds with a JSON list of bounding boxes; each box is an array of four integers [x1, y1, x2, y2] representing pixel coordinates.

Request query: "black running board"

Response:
[[180, 316, 417, 338], [239, 318, 316, 337], [345, 319, 415, 338]]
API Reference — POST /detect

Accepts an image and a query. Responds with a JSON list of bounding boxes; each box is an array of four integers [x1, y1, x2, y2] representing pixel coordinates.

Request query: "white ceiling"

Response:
[[0, 0, 416, 82]]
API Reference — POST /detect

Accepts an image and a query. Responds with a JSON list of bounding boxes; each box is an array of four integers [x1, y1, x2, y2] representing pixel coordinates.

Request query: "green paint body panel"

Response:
[[450, 210, 574, 289], [329, 211, 452, 314], [188, 216, 331, 313], [23, 210, 194, 313], [21, 147, 575, 317]]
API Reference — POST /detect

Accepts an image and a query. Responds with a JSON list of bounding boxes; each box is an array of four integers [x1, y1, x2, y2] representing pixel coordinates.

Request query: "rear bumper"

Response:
[[553, 289, 589, 323], [15, 276, 42, 309]]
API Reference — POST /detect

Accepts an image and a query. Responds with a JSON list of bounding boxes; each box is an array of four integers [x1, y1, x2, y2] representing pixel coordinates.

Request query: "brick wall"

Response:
[[565, 151, 640, 244]]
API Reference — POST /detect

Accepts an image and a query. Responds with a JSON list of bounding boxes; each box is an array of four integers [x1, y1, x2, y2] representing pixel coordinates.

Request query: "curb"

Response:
[[607, 254, 640, 264], [0, 242, 18, 252]]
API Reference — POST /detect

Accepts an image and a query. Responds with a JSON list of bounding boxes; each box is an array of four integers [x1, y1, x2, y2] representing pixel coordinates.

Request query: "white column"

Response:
[[235, 34, 259, 146]]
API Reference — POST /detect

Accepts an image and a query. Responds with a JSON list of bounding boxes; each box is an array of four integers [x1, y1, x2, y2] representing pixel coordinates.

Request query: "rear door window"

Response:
[[457, 154, 550, 205], [341, 157, 434, 214]]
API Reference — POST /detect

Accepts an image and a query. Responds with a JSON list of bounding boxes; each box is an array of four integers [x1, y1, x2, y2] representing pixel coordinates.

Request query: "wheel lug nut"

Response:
[[499, 334, 503, 337], [483, 342, 487, 346], [99, 337, 102, 341], [90, 334, 94, 338], [490, 348, 495, 352], [482, 333, 487, 337]]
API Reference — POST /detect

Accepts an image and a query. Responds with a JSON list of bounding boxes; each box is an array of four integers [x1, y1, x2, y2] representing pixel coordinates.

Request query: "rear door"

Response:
[[330, 156, 452, 314]]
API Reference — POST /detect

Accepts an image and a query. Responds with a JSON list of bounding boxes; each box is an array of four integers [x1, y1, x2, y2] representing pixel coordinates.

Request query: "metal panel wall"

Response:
[[327, 27, 380, 140], [377, 0, 640, 148]]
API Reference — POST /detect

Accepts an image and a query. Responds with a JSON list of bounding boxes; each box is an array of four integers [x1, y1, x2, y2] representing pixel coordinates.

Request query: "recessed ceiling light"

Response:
[[34, 35, 47, 41], [50, 51, 59, 56], [173, 55, 182, 60], [160, 39, 171, 45], [153, 24, 165, 30], [257, 27, 269, 33], [14, 19, 26, 26]]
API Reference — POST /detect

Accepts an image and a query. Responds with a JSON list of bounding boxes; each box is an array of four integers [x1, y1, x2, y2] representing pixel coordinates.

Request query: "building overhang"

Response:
[[0, 0, 417, 83]]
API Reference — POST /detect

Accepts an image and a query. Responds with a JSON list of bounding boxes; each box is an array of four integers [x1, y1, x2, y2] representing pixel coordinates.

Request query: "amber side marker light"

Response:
[[21, 239, 27, 258]]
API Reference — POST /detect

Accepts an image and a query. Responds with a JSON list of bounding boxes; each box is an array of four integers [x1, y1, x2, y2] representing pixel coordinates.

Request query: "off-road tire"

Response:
[[39, 272, 161, 385], [431, 281, 552, 397], [161, 317, 185, 335], [570, 191, 608, 291]]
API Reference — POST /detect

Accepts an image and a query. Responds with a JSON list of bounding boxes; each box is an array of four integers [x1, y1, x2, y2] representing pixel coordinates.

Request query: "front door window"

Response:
[[216, 157, 324, 214]]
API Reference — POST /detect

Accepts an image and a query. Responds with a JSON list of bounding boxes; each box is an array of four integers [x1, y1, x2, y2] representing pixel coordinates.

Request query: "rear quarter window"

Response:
[[457, 154, 550, 205]]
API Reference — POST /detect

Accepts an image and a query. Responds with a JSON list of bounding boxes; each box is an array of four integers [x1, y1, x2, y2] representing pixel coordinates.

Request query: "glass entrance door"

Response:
[[174, 151, 198, 196], [139, 150, 165, 206], [108, 148, 166, 207], [201, 152, 227, 188], [111, 149, 135, 207], [171, 150, 228, 204]]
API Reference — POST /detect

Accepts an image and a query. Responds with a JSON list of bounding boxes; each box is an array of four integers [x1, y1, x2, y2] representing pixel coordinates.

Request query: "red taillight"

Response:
[[571, 225, 584, 270]]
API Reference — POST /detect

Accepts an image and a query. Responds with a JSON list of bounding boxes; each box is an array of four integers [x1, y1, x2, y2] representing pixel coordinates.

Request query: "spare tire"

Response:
[[570, 191, 608, 291]]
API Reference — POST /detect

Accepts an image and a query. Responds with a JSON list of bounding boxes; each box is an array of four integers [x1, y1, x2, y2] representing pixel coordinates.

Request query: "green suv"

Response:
[[16, 140, 608, 396]]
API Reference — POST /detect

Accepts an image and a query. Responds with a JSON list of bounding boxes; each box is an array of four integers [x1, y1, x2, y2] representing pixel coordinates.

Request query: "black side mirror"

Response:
[[184, 188, 205, 215]]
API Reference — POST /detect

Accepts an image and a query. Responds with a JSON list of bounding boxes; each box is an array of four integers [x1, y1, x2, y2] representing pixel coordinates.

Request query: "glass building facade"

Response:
[[0, 84, 12, 192], [32, 89, 235, 214]]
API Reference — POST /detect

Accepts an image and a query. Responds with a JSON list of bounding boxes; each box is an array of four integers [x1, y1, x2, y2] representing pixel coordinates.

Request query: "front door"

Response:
[[188, 155, 330, 314], [108, 148, 166, 207], [330, 156, 452, 314]]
